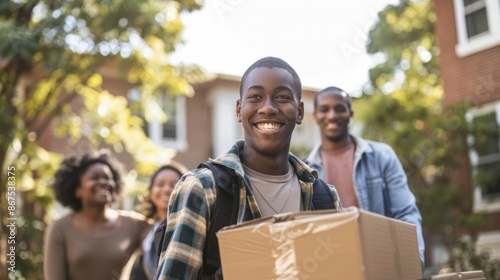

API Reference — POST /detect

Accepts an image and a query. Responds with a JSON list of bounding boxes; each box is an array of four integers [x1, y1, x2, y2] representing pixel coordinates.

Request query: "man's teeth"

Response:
[[256, 123, 280, 130]]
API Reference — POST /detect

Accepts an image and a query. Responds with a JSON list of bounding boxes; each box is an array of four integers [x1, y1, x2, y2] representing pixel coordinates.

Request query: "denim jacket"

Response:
[[306, 135, 425, 264]]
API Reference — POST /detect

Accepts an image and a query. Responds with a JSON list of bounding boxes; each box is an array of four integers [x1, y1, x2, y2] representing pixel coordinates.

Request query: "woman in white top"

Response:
[[130, 161, 189, 280]]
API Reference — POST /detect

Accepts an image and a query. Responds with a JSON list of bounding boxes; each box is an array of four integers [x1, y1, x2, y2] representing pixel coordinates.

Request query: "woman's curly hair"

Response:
[[53, 150, 123, 212], [141, 161, 189, 219]]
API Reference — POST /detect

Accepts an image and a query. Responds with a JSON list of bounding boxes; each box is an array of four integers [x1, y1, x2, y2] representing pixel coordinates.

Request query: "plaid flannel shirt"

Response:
[[156, 140, 342, 280]]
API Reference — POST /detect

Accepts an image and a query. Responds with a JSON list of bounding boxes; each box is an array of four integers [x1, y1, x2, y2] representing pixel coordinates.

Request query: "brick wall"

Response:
[[434, 0, 500, 107], [434, 0, 500, 231]]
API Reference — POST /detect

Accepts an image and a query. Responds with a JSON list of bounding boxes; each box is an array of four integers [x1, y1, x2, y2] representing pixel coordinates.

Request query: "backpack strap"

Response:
[[198, 161, 240, 280], [154, 219, 166, 260], [311, 178, 338, 210], [153, 161, 240, 279]]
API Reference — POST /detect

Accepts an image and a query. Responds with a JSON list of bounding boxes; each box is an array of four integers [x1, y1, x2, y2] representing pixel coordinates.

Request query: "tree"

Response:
[[359, 0, 499, 277], [0, 0, 204, 278]]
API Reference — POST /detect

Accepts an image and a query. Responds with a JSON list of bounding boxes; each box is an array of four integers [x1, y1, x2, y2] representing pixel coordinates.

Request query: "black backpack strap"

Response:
[[311, 178, 338, 210], [154, 219, 167, 260], [153, 161, 240, 276], [198, 161, 240, 280]]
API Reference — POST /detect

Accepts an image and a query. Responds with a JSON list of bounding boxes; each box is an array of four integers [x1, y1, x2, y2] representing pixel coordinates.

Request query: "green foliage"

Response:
[[290, 145, 312, 160], [361, 0, 499, 277], [447, 238, 500, 279], [0, 0, 204, 278]]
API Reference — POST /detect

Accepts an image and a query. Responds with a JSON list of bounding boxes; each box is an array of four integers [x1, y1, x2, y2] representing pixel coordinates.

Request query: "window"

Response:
[[454, 0, 500, 57], [160, 93, 178, 140], [127, 88, 149, 136], [464, 0, 489, 38], [127, 88, 188, 151], [472, 112, 500, 199], [468, 101, 500, 212], [154, 93, 187, 151], [211, 90, 241, 157]]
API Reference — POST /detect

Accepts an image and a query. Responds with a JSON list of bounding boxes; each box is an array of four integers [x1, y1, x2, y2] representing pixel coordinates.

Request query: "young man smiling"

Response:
[[155, 57, 342, 279], [305, 86, 425, 265]]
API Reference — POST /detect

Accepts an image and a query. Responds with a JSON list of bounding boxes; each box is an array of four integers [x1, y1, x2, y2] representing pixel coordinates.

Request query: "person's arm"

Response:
[[43, 221, 68, 280], [382, 145, 425, 265], [156, 173, 212, 280]]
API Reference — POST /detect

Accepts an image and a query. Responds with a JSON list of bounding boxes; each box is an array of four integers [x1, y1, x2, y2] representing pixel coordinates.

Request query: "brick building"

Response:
[[137, 73, 320, 170], [433, 0, 500, 262], [37, 67, 320, 182]]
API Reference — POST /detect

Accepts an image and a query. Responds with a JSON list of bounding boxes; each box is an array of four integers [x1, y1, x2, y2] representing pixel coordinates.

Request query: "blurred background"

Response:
[[1, 0, 499, 278]]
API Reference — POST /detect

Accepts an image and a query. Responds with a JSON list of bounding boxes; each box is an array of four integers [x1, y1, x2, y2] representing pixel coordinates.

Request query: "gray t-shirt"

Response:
[[243, 163, 302, 217]]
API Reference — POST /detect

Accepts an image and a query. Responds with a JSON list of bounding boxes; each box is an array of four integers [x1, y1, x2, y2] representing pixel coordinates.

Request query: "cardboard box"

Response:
[[217, 208, 422, 280]]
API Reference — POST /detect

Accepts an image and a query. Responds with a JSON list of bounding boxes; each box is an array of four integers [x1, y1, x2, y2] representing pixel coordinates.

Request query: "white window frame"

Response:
[[476, 230, 500, 260], [149, 94, 188, 152], [454, 0, 500, 57], [466, 101, 500, 213], [208, 89, 240, 157]]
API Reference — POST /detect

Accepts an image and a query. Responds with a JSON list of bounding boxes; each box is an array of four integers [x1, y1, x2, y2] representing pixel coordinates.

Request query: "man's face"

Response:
[[236, 67, 304, 156], [313, 90, 353, 142]]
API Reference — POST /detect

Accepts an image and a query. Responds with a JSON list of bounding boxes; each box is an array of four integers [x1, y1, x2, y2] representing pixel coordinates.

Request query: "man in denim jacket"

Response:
[[305, 86, 425, 265]]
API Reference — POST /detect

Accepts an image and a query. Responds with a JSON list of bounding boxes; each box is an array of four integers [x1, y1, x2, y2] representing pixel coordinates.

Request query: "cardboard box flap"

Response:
[[219, 209, 342, 231], [358, 210, 421, 279]]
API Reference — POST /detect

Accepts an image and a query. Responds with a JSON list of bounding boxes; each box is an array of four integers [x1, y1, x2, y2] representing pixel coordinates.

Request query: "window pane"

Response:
[[127, 88, 148, 136], [472, 112, 500, 156], [465, 8, 489, 38], [163, 123, 177, 139], [161, 94, 177, 140], [476, 161, 500, 199], [464, 0, 482, 5]]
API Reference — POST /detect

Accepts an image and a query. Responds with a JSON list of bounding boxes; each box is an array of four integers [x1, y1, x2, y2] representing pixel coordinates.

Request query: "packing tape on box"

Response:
[[248, 211, 360, 279]]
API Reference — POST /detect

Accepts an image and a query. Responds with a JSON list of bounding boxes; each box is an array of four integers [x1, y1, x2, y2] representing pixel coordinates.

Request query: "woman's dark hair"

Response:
[[53, 150, 123, 212], [142, 161, 189, 219]]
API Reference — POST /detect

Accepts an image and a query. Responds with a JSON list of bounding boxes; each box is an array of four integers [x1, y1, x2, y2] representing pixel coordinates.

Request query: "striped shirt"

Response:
[[156, 140, 342, 280]]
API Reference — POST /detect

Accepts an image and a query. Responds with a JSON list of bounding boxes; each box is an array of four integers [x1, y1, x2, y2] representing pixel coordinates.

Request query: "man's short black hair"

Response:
[[240, 56, 302, 100], [314, 86, 352, 109]]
